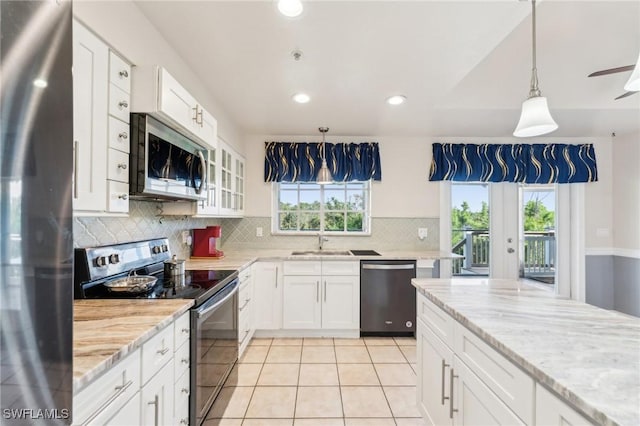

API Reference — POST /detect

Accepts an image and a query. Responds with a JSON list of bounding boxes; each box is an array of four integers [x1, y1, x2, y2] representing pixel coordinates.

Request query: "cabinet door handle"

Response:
[[324, 281, 327, 302], [181, 387, 189, 394], [118, 100, 128, 109], [117, 163, 127, 170], [118, 132, 128, 140], [275, 266, 278, 288], [316, 281, 320, 302], [148, 395, 159, 426], [181, 358, 189, 364], [118, 194, 128, 200], [157, 347, 169, 356], [181, 328, 189, 334], [441, 359, 450, 405], [449, 368, 458, 419], [119, 70, 129, 78]]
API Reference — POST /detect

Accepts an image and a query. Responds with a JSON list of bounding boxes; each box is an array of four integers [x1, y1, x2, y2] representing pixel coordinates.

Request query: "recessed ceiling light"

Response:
[[33, 78, 48, 88], [278, 0, 303, 18], [386, 95, 406, 105], [292, 93, 310, 104]]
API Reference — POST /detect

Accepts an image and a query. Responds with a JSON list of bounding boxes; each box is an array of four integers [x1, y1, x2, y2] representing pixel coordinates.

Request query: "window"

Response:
[[273, 182, 371, 234]]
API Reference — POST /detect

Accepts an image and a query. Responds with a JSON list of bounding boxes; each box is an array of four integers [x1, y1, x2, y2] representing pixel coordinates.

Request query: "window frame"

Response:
[[271, 181, 372, 235]]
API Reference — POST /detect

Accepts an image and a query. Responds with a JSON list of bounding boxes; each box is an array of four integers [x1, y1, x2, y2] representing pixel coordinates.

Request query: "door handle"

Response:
[[449, 368, 458, 419], [507, 248, 515, 253], [441, 359, 450, 405], [316, 281, 320, 302], [324, 281, 327, 302]]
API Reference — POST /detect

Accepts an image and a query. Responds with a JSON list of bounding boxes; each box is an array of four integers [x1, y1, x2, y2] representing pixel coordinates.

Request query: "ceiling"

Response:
[[134, 0, 640, 138]]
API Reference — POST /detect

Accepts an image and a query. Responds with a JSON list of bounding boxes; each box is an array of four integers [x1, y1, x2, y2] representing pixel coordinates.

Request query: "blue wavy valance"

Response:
[[429, 143, 598, 184], [264, 142, 382, 182]]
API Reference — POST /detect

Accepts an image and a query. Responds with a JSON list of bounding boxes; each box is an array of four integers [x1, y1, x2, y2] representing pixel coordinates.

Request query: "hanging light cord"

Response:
[[528, 0, 541, 98]]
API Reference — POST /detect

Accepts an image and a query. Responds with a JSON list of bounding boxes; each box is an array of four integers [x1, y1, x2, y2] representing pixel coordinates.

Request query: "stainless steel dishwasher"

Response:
[[360, 260, 417, 336]]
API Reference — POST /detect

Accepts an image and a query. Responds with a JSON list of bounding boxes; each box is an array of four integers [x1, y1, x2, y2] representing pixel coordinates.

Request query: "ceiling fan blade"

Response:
[[588, 65, 635, 77], [614, 91, 637, 100]]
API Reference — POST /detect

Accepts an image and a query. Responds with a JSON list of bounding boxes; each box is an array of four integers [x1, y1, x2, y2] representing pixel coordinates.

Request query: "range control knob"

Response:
[[94, 256, 107, 267], [162, 244, 168, 252], [152, 246, 161, 254], [108, 254, 120, 264]]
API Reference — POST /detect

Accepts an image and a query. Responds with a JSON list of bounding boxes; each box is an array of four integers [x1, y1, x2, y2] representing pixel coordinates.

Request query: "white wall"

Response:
[[244, 135, 439, 218], [612, 131, 640, 252], [245, 134, 614, 249], [73, 0, 243, 151]]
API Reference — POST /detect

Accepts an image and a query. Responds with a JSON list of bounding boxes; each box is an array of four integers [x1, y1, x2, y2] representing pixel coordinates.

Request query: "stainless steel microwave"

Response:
[[130, 113, 207, 201]]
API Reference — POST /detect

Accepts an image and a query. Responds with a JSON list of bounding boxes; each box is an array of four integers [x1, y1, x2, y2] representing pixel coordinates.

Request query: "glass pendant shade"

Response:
[[277, 0, 303, 18], [513, 96, 558, 137], [624, 53, 640, 92], [317, 159, 332, 184]]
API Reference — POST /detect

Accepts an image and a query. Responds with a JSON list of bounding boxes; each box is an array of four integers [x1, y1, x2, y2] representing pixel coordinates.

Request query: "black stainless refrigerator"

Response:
[[1, 1, 73, 424]]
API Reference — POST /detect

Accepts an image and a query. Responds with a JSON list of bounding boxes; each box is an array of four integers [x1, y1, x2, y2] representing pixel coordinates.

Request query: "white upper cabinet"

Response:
[[156, 68, 217, 150], [218, 139, 245, 217], [73, 20, 108, 212], [73, 20, 131, 215]]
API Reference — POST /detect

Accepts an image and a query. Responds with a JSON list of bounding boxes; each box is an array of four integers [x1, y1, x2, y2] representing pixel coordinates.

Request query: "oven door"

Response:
[[190, 278, 238, 426]]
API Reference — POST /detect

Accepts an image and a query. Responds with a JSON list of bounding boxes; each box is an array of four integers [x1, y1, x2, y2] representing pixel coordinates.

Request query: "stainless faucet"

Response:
[[318, 233, 329, 250]]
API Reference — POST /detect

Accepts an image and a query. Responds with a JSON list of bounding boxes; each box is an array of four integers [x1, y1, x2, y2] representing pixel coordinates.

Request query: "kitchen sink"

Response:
[[290, 250, 353, 256]]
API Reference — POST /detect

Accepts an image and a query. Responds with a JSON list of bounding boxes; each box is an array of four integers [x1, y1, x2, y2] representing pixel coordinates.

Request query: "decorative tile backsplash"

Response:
[[74, 201, 440, 258]]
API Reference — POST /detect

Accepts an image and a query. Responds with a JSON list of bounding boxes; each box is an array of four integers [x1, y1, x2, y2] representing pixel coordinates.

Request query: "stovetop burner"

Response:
[[74, 239, 239, 307], [80, 269, 238, 306]]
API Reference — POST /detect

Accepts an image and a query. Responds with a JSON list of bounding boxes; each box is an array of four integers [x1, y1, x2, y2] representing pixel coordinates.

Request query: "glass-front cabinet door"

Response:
[[234, 156, 245, 215], [218, 141, 235, 215]]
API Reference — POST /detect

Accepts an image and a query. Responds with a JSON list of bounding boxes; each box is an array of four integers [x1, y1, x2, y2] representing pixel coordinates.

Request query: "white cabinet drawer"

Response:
[[108, 116, 130, 153], [74, 348, 141, 425], [107, 181, 129, 213], [283, 261, 322, 275], [174, 339, 190, 382], [238, 307, 252, 344], [107, 148, 129, 183], [454, 323, 534, 424], [173, 311, 190, 350], [108, 84, 130, 123], [109, 52, 131, 94], [141, 324, 174, 385], [322, 261, 359, 275], [239, 266, 251, 283], [418, 292, 455, 349]]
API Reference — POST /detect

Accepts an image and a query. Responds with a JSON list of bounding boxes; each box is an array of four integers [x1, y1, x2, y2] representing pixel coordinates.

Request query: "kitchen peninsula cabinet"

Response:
[[73, 20, 131, 215]]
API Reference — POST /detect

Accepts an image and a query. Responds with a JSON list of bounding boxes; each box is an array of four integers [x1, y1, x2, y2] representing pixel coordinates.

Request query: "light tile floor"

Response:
[[204, 337, 426, 426]]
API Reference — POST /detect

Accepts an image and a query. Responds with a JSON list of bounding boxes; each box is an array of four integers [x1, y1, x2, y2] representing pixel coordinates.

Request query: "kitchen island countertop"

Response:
[[73, 299, 193, 392], [412, 278, 640, 426]]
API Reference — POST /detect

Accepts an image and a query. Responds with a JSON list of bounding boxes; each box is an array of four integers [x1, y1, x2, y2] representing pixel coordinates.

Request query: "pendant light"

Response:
[[513, 0, 558, 138], [317, 127, 332, 185]]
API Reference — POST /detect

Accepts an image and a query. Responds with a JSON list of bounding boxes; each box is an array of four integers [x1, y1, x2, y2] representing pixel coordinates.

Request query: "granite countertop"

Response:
[[73, 299, 193, 392], [185, 249, 460, 271], [411, 278, 640, 426]]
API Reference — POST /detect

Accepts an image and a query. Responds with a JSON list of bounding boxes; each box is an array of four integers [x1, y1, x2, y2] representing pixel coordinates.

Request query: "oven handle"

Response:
[[194, 150, 207, 195], [195, 279, 238, 319]]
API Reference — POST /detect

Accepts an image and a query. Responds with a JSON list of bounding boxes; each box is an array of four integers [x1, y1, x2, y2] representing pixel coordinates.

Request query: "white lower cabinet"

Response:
[[535, 385, 592, 426], [417, 318, 454, 426], [238, 266, 255, 357], [417, 292, 546, 426], [282, 261, 359, 331], [253, 261, 283, 330], [73, 348, 141, 425], [140, 360, 174, 426], [73, 312, 191, 426]]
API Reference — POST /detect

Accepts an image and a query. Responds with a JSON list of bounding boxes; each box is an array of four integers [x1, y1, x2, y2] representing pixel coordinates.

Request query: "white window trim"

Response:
[[271, 182, 372, 236]]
